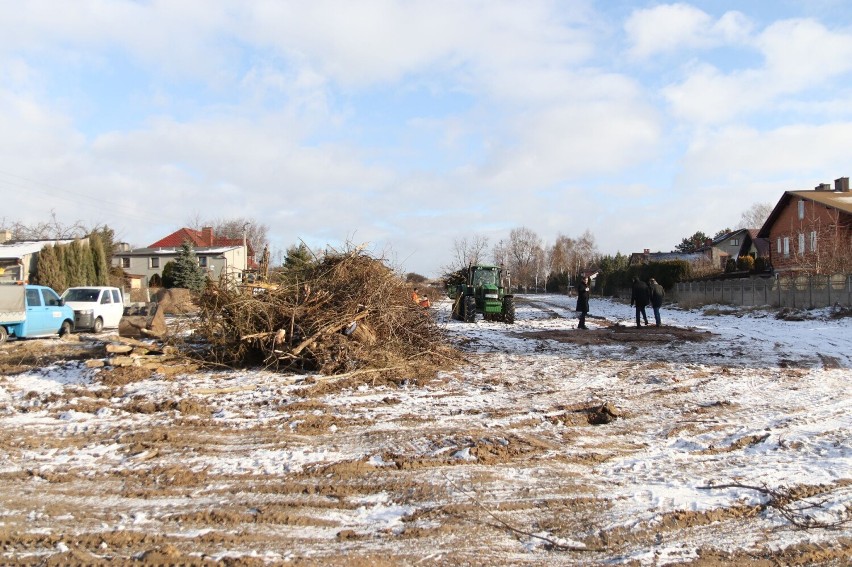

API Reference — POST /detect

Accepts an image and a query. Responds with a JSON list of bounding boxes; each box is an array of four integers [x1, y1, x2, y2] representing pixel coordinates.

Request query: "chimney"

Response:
[[815, 183, 832, 191], [201, 226, 213, 246], [835, 177, 850, 192], [643, 248, 650, 254], [0, 229, 11, 244]]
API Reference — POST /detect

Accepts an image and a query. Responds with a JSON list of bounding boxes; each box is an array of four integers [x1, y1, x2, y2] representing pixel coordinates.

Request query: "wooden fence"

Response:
[[672, 274, 852, 308]]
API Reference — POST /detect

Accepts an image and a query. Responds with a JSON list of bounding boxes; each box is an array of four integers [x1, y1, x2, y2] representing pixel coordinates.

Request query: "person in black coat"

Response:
[[648, 277, 665, 327], [576, 276, 590, 329], [630, 277, 650, 327]]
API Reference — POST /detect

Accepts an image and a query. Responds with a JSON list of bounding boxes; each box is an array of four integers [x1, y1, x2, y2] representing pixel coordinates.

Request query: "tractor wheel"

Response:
[[464, 296, 476, 323], [0, 326, 7, 344], [451, 297, 463, 320], [503, 297, 515, 324]]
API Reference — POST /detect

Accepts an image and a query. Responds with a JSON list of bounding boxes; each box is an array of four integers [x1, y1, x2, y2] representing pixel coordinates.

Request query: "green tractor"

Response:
[[451, 264, 515, 323]]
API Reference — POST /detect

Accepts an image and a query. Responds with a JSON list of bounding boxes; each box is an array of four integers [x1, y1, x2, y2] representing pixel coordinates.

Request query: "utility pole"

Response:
[[242, 222, 250, 275]]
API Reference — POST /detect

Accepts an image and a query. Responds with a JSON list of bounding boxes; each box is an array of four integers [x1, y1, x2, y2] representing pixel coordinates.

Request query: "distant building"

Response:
[[0, 231, 80, 284], [113, 226, 253, 288], [757, 177, 852, 275]]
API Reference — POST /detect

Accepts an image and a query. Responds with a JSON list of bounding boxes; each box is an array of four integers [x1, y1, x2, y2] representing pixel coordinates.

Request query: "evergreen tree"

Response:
[[92, 225, 116, 267], [674, 231, 710, 253], [82, 242, 96, 284], [64, 240, 88, 287], [89, 232, 110, 285], [171, 242, 207, 292], [34, 244, 67, 291], [161, 261, 176, 288], [281, 243, 315, 282], [284, 243, 314, 272]]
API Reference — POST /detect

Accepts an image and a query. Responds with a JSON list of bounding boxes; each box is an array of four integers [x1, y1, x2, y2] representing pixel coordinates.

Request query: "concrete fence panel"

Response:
[[672, 274, 852, 308]]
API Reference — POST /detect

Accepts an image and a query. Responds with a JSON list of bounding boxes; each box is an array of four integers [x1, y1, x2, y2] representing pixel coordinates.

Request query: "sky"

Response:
[[1, 0, 852, 277]]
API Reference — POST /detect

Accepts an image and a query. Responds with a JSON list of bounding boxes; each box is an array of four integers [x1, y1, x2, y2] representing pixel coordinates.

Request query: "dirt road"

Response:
[[0, 296, 849, 565]]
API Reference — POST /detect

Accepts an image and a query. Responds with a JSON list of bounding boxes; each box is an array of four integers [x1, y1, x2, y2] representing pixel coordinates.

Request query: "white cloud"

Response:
[[625, 3, 751, 59], [758, 18, 852, 88], [663, 18, 852, 126], [480, 99, 661, 189], [681, 122, 852, 183]]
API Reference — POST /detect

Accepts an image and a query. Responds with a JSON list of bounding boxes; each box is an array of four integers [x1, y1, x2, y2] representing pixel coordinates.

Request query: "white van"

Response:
[[61, 286, 124, 333]]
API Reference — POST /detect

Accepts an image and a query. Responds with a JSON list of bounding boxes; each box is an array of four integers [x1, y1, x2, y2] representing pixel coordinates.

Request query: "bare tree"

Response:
[[491, 239, 508, 269], [548, 235, 574, 275], [533, 245, 548, 291], [739, 202, 774, 230], [785, 208, 852, 275], [449, 235, 489, 271], [574, 229, 599, 273], [1, 211, 87, 241], [186, 216, 270, 259], [505, 227, 543, 290]]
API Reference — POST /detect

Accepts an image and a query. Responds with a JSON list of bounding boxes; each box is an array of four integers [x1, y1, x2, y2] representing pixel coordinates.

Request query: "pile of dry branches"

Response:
[[189, 250, 456, 378]]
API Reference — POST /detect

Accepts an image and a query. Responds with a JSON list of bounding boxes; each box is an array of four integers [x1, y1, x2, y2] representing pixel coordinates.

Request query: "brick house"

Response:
[[757, 177, 852, 275]]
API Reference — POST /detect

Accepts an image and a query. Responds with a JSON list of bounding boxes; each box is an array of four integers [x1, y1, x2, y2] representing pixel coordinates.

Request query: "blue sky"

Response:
[[2, 0, 851, 276]]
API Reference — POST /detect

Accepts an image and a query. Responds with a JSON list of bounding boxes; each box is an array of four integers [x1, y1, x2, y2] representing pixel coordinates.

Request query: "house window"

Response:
[[198, 256, 208, 268], [798, 233, 805, 255], [809, 231, 817, 252], [120, 257, 130, 268], [150, 257, 160, 269], [730, 239, 739, 246], [777, 238, 782, 254], [783, 237, 790, 257], [798, 200, 805, 220]]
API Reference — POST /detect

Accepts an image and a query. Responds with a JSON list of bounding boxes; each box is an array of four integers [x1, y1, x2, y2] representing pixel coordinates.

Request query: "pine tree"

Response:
[[283, 243, 314, 273], [171, 241, 207, 292]]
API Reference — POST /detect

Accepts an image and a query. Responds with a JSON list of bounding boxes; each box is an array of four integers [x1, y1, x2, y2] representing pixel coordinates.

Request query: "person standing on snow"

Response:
[[576, 276, 590, 329], [630, 277, 650, 327], [648, 277, 664, 327]]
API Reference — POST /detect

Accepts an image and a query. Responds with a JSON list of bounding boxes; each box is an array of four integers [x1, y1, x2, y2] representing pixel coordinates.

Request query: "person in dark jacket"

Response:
[[630, 277, 650, 327], [648, 277, 664, 327], [576, 276, 590, 329]]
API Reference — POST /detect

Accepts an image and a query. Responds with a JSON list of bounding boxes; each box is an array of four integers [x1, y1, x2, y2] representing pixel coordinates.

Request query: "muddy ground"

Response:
[[0, 297, 849, 566]]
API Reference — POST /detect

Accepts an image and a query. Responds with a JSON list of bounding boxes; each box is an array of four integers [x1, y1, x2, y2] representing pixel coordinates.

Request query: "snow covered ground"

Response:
[[0, 294, 849, 565]]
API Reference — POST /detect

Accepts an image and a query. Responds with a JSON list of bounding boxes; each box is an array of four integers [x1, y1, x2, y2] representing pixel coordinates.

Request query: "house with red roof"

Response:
[[113, 226, 254, 289]]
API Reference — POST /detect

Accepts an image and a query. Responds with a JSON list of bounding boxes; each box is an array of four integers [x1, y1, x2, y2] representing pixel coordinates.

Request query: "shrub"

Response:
[[754, 256, 770, 272], [737, 255, 755, 272]]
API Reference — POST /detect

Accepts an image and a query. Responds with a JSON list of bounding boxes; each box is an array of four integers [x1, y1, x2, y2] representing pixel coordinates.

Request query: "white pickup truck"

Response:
[[61, 286, 125, 333]]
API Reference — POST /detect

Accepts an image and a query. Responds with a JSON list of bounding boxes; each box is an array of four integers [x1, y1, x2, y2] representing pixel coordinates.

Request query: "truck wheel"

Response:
[[92, 317, 104, 333], [59, 320, 73, 338], [503, 297, 515, 324], [464, 296, 476, 323], [0, 326, 7, 344]]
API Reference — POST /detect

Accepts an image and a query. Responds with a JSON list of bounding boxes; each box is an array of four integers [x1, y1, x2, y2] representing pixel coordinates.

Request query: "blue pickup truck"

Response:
[[0, 284, 75, 344]]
